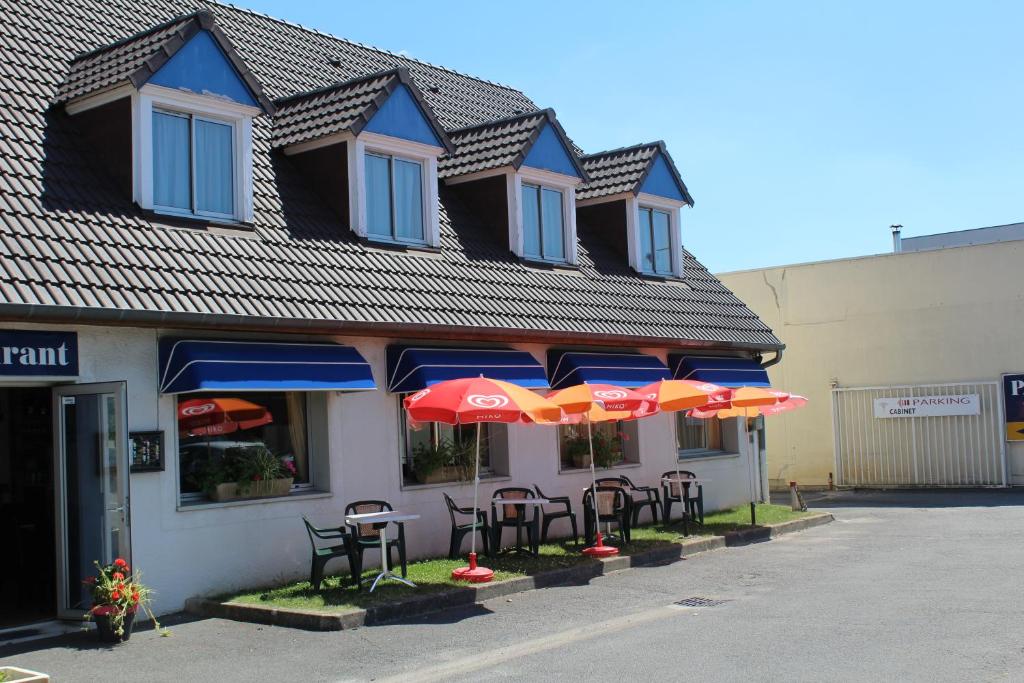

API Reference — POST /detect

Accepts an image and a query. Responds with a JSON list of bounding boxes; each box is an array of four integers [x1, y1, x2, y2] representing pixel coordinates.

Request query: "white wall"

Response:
[[0, 322, 758, 615]]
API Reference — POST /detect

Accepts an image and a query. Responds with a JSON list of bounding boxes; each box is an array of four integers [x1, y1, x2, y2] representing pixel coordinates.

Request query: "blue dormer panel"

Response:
[[147, 30, 257, 106], [522, 123, 581, 178], [639, 152, 686, 201], [363, 84, 443, 147]]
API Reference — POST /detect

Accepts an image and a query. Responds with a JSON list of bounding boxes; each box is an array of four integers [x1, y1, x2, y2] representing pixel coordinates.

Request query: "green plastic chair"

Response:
[[302, 516, 356, 591]]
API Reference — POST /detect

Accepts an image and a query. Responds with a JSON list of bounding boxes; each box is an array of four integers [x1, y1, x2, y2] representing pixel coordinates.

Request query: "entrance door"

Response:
[[53, 382, 130, 618]]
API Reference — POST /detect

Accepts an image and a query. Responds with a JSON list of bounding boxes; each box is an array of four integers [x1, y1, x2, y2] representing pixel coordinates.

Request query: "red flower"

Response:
[[111, 590, 121, 601], [132, 592, 140, 603], [116, 582, 125, 592], [112, 572, 124, 581], [113, 558, 127, 568]]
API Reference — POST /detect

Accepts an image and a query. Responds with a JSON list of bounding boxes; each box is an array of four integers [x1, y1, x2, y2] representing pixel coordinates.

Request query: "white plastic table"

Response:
[[344, 510, 420, 592]]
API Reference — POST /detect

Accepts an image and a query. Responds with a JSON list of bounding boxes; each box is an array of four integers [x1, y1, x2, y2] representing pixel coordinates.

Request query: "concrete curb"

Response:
[[185, 512, 833, 631]]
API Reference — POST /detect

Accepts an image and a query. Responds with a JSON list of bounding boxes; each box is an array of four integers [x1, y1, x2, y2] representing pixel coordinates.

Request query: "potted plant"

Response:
[[564, 435, 592, 469], [591, 430, 624, 469], [449, 436, 477, 481], [412, 438, 453, 484], [198, 445, 295, 502], [84, 558, 162, 643]]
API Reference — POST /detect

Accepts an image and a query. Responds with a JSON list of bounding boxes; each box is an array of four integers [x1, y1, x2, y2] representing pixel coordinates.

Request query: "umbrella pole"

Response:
[[582, 417, 618, 557], [745, 414, 757, 526], [452, 422, 493, 582]]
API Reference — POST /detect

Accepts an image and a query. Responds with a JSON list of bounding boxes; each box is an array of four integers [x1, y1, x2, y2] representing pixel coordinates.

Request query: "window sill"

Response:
[[143, 207, 256, 235], [361, 236, 440, 255], [176, 489, 331, 512], [558, 461, 641, 474], [400, 474, 510, 491], [519, 257, 578, 272], [677, 450, 739, 463]]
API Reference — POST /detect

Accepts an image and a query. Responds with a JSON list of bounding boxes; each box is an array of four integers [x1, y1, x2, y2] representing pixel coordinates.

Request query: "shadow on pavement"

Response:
[[803, 488, 1024, 509]]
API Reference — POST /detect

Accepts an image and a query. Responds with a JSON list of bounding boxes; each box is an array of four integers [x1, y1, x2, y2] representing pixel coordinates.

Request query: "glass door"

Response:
[[53, 382, 130, 618]]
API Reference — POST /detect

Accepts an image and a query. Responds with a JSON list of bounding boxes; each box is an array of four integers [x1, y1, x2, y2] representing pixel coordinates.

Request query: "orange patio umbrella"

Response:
[[404, 376, 562, 582]]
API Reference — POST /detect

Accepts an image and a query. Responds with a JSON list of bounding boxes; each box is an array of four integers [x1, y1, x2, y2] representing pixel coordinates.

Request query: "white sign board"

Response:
[[873, 394, 980, 418]]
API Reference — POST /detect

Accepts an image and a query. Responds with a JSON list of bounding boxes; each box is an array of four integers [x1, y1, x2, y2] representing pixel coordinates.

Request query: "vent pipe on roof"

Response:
[[891, 224, 903, 253]]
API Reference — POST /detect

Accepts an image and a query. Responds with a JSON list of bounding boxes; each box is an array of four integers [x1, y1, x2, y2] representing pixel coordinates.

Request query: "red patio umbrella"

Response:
[[404, 377, 563, 582], [178, 397, 273, 436], [543, 384, 650, 557]]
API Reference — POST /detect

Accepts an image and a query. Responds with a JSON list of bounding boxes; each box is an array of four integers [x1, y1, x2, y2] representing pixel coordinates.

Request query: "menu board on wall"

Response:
[[130, 431, 164, 472], [1003, 374, 1024, 442]]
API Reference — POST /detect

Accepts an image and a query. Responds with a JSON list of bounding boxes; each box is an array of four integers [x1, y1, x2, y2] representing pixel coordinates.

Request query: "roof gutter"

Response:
[[759, 347, 784, 368], [0, 304, 785, 354]]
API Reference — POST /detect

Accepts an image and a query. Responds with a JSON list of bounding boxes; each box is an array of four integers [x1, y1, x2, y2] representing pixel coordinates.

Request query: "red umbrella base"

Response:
[[452, 552, 494, 582], [452, 565, 494, 582], [581, 531, 620, 557]]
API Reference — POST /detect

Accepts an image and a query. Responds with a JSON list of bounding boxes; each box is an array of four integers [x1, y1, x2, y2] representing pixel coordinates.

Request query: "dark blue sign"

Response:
[[1003, 374, 1024, 442], [0, 330, 78, 377]]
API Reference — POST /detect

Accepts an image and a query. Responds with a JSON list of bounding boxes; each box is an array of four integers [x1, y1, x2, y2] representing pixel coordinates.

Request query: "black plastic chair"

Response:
[[662, 470, 704, 526], [301, 516, 356, 591], [491, 487, 538, 555], [443, 492, 490, 559], [582, 486, 631, 545], [344, 500, 408, 589], [596, 475, 661, 526], [533, 484, 577, 544]]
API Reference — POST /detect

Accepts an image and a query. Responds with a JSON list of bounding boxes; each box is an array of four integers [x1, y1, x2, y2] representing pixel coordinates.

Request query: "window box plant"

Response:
[[412, 438, 474, 484], [84, 558, 162, 643], [198, 445, 295, 502]]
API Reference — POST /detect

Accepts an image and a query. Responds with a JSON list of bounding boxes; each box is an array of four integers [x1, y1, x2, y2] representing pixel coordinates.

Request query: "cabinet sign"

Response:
[[873, 394, 979, 418], [1002, 374, 1024, 442], [0, 329, 78, 377]]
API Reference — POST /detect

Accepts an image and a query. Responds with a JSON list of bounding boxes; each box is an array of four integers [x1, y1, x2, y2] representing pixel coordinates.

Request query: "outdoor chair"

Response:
[[596, 475, 661, 526], [344, 500, 408, 589], [582, 485, 631, 546], [491, 487, 539, 555], [661, 470, 704, 525], [443, 492, 490, 559], [301, 516, 357, 592], [533, 484, 578, 544]]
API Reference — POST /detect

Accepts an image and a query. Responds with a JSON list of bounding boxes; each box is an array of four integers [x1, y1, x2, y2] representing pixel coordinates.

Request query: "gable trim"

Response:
[[633, 142, 694, 207], [511, 110, 589, 182]]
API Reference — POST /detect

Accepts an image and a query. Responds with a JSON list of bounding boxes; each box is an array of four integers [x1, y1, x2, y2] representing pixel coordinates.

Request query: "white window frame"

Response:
[[507, 167, 580, 265], [635, 205, 674, 276], [362, 150, 429, 246], [133, 84, 258, 223], [348, 132, 442, 248], [626, 193, 686, 278]]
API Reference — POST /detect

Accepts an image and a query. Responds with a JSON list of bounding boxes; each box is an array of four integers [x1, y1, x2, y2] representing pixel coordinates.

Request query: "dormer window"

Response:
[[366, 152, 425, 243], [272, 68, 453, 248], [56, 11, 275, 226], [521, 182, 566, 261], [152, 109, 236, 219], [577, 142, 694, 279], [439, 109, 588, 265], [637, 206, 672, 275]]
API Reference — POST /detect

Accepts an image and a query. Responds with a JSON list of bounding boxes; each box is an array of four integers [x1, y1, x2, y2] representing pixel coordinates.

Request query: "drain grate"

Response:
[[672, 596, 729, 608]]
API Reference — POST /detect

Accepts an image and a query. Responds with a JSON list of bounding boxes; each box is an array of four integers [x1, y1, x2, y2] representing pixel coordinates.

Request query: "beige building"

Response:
[[719, 223, 1024, 489]]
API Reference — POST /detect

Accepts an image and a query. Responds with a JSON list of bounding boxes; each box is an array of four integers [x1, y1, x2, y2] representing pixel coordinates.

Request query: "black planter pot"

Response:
[[94, 609, 136, 643]]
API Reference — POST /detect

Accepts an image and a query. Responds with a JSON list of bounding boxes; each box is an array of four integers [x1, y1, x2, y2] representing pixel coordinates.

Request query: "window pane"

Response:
[[521, 184, 541, 258], [366, 153, 392, 237], [676, 414, 707, 451], [653, 209, 672, 273], [402, 403, 490, 485], [393, 158, 424, 241], [559, 421, 624, 469], [540, 188, 565, 260], [194, 119, 234, 215], [638, 207, 654, 272], [152, 111, 190, 210], [177, 392, 308, 498]]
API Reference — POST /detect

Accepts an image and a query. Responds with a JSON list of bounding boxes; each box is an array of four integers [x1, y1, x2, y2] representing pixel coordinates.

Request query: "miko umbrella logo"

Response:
[[181, 402, 217, 417], [594, 389, 628, 401], [467, 394, 510, 409]]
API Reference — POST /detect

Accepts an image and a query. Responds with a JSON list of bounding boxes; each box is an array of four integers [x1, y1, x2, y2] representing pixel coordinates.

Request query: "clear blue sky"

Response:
[[241, 0, 1024, 272]]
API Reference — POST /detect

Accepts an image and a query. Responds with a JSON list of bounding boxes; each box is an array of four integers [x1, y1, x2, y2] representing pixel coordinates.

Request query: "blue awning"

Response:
[[159, 339, 376, 394], [386, 346, 548, 393], [670, 355, 770, 388], [547, 351, 671, 389]]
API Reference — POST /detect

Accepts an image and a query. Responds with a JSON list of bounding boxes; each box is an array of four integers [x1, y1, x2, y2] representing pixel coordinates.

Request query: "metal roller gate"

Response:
[[832, 382, 1007, 487]]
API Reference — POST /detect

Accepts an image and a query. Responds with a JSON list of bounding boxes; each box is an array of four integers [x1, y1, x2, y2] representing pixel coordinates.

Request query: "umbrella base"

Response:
[[452, 552, 494, 583], [582, 532, 619, 557]]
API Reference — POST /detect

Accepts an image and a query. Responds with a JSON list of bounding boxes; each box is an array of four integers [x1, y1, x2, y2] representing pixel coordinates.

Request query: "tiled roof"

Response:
[[272, 67, 453, 152], [438, 109, 586, 181], [56, 9, 275, 114], [0, 0, 781, 350], [578, 141, 694, 206]]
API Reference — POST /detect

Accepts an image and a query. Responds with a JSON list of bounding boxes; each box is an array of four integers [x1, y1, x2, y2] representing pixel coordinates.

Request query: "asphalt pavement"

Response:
[[3, 488, 1023, 682]]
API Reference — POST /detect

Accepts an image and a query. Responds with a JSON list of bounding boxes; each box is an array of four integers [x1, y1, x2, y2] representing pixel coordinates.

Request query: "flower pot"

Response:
[[415, 466, 468, 485], [93, 607, 136, 643], [0, 667, 50, 682], [209, 477, 294, 502], [570, 452, 592, 469]]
